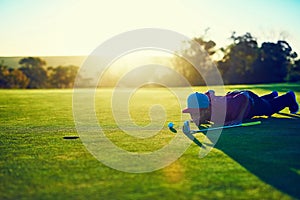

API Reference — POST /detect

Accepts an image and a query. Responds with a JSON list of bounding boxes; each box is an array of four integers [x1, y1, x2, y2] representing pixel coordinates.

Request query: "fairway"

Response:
[[1, 84, 300, 199]]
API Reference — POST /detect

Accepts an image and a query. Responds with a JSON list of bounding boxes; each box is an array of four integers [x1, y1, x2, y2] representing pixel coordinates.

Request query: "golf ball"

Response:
[[168, 122, 174, 128]]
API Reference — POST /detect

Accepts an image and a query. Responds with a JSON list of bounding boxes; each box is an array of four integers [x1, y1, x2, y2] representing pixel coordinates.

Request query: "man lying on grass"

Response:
[[182, 90, 299, 127]]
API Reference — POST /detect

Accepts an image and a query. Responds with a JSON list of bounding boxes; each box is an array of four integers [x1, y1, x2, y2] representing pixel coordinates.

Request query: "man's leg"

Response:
[[260, 91, 278, 101], [246, 91, 273, 117], [269, 91, 299, 114]]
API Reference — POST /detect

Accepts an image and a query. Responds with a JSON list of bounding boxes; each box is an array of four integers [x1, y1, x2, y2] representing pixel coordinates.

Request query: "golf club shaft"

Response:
[[191, 121, 261, 133]]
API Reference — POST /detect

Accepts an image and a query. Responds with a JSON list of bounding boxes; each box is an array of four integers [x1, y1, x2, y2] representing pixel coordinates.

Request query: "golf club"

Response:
[[182, 120, 203, 147], [182, 120, 261, 135]]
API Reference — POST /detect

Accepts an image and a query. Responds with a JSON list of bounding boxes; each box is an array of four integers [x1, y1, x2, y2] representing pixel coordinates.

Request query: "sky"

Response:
[[0, 0, 300, 56]]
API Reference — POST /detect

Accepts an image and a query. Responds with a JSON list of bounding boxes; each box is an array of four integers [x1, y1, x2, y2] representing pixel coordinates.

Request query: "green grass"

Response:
[[1, 83, 300, 199]]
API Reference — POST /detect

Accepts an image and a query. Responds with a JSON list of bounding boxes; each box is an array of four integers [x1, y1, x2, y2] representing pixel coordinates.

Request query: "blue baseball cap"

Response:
[[182, 92, 210, 113]]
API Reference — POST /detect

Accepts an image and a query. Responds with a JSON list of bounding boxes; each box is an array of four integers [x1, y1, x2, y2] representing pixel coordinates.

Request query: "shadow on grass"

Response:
[[215, 117, 300, 199]]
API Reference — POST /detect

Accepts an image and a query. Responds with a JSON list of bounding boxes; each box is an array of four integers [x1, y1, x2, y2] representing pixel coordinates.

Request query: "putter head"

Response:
[[182, 120, 190, 134], [182, 120, 194, 140]]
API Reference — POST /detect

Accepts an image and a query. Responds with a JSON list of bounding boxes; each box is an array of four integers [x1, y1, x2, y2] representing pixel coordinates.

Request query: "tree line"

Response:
[[1, 32, 300, 88], [172, 32, 300, 85], [0, 57, 79, 88]]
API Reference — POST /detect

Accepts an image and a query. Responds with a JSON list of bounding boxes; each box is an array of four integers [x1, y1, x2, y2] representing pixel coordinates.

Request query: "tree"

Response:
[[172, 37, 218, 86], [253, 40, 298, 83], [0, 61, 9, 88], [286, 58, 300, 82], [0, 62, 29, 88], [47, 65, 79, 88], [218, 32, 259, 84], [217, 32, 298, 84], [7, 69, 30, 88], [19, 57, 48, 88]]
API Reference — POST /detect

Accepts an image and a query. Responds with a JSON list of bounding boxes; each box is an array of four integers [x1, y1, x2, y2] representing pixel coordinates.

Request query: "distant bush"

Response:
[[0, 57, 79, 89]]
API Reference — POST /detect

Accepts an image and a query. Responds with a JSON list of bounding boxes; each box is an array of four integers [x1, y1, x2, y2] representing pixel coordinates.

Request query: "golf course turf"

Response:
[[1, 83, 300, 199]]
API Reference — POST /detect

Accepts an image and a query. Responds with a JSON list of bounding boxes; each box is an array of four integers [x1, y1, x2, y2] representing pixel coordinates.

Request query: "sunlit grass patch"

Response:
[[1, 84, 300, 199]]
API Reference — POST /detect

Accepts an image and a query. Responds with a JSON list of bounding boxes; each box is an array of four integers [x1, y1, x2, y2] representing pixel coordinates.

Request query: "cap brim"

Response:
[[182, 108, 190, 113], [182, 108, 200, 113]]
